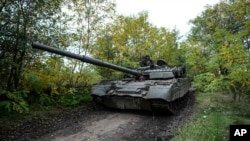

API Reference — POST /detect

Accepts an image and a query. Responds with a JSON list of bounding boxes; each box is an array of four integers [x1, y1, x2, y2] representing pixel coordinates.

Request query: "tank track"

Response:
[[93, 92, 190, 114], [150, 93, 189, 114]]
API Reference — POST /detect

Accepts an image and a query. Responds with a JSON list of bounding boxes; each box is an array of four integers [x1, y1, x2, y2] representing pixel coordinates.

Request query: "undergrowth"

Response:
[[0, 92, 93, 128], [172, 92, 250, 141]]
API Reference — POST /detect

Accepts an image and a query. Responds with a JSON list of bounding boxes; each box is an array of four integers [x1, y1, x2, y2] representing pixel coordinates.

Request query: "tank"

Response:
[[32, 42, 191, 114]]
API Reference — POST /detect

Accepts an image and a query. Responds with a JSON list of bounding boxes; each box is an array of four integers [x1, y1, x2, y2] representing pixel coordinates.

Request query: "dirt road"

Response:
[[36, 94, 195, 141], [0, 93, 195, 141], [38, 112, 145, 141]]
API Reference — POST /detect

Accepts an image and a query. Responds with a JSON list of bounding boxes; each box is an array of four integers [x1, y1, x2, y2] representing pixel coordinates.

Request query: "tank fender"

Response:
[[144, 85, 172, 102], [91, 84, 111, 96]]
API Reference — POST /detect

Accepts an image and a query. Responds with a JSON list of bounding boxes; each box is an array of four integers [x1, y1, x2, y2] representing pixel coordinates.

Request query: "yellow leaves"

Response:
[[66, 88, 77, 95], [21, 57, 65, 96], [219, 45, 248, 65], [185, 46, 207, 75], [219, 46, 231, 64], [116, 45, 128, 53], [194, 48, 202, 55], [50, 85, 59, 95], [229, 67, 250, 87], [207, 22, 214, 30]]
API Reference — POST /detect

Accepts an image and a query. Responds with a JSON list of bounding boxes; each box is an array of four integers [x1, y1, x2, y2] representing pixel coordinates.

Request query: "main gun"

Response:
[[32, 42, 140, 76]]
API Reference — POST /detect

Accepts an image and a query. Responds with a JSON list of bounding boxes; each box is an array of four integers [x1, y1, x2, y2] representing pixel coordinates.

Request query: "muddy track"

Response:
[[0, 93, 195, 141]]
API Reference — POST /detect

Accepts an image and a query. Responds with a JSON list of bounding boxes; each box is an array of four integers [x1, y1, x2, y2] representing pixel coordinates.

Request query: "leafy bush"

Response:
[[0, 90, 29, 113], [194, 72, 215, 92], [38, 93, 57, 106], [58, 88, 92, 107], [194, 72, 233, 93]]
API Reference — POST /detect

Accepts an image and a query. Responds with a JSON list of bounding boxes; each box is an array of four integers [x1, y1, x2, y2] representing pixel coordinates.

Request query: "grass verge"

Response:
[[172, 92, 250, 141]]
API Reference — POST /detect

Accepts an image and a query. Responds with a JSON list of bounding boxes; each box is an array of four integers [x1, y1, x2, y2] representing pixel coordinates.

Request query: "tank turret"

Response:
[[32, 42, 191, 114]]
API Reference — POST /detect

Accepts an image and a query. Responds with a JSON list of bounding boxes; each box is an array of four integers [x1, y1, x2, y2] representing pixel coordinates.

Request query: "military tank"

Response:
[[32, 42, 191, 114]]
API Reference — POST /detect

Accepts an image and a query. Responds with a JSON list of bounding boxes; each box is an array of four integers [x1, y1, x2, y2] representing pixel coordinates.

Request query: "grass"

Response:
[[172, 92, 250, 141]]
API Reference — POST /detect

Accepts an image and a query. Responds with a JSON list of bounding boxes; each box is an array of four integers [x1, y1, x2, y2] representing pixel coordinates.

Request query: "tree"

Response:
[[0, 0, 64, 112], [92, 12, 182, 79], [56, 0, 116, 87], [187, 0, 250, 99], [62, 0, 115, 71]]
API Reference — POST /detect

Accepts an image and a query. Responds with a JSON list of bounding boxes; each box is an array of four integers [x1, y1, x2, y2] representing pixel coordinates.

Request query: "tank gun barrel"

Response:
[[32, 42, 140, 76]]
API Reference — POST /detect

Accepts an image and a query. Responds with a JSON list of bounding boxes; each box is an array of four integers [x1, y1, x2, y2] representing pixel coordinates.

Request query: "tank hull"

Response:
[[91, 78, 191, 114]]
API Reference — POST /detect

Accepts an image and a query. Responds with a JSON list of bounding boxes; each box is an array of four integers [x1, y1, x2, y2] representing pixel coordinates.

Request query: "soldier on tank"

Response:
[[139, 56, 146, 67], [140, 55, 154, 67]]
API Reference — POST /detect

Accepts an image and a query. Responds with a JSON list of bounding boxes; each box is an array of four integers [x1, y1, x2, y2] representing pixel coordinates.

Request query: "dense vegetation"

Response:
[[0, 0, 115, 112], [0, 0, 249, 134], [0, 0, 184, 113], [187, 0, 250, 100], [173, 1, 250, 140]]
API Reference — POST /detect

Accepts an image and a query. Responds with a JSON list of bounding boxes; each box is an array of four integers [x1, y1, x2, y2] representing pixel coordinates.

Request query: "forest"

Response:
[[0, 0, 249, 115]]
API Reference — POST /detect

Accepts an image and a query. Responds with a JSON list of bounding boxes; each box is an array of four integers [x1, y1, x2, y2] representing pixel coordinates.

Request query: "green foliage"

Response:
[[0, 0, 68, 113], [0, 90, 29, 113], [173, 92, 250, 141], [21, 57, 97, 107], [64, 0, 116, 79], [193, 72, 215, 91], [185, 0, 250, 97], [0, 0, 64, 90], [58, 90, 92, 107], [194, 73, 232, 92], [22, 57, 63, 95], [92, 12, 182, 78], [38, 94, 57, 106], [242, 88, 250, 98]]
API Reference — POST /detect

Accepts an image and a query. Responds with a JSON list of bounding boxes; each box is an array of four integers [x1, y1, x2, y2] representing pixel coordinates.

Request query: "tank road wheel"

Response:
[[167, 99, 182, 114], [92, 96, 103, 105], [167, 93, 189, 114]]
